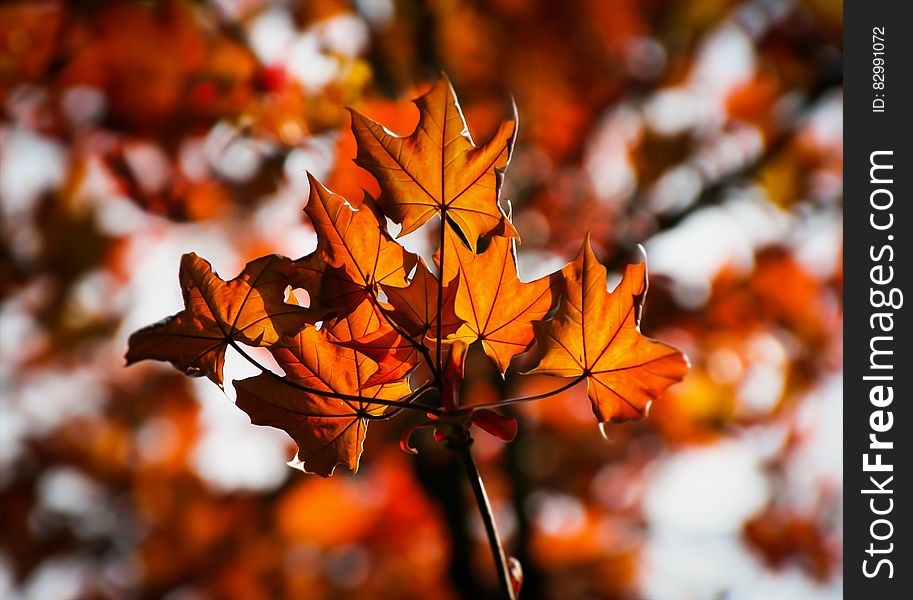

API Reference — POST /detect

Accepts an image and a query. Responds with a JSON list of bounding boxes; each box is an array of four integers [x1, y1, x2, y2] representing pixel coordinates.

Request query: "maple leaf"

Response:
[[527, 238, 689, 424], [126, 253, 315, 386], [234, 325, 410, 477], [295, 174, 418, 313], [328, 298, 420, 388], [350, 75, 518, 250], [337, 325, 419, 387], [449, 236, 556, 374], [384, 258, 460, 342]]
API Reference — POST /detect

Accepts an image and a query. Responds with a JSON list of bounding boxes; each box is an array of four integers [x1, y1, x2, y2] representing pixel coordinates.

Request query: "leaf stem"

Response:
[[373, 382, 438, 420], [227, 339, 442, 415], [453, 437, 517, 600], [373, 293, 438, 376], [470, 375, 586, 410], [435, 207, 447, 388]]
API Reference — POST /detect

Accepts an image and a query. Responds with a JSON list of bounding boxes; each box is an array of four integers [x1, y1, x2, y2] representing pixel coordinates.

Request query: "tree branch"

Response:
[[471, 375, 586, 411], [453, 437, 517, 600]]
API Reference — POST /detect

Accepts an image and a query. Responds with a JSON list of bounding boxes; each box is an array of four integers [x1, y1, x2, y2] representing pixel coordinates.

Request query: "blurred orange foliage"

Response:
[[1, 0, 841, 598]]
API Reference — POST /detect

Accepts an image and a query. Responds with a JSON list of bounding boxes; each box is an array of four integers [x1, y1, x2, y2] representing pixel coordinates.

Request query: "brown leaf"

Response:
[[234, 326, 410, 476], [126, 253, 315, 386], [294, 175, 418, 313], [384, 258, 460, 342], [327, 298, 419, 388]]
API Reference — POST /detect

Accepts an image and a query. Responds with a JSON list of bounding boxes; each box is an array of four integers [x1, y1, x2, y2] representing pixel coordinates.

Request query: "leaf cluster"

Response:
[[127, 77, 688, 476]]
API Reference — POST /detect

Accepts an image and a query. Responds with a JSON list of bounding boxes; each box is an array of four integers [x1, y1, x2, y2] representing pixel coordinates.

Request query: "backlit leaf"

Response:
[[126, 253, 315, 386], [449, 236, 556, 374], [327, 298, 420, 388], [234, 326, 410, 477], [384, 258, 460, 342], [527, 238, 689, 423], [294, 175, 418, 313], [350, 76, 518, 250]]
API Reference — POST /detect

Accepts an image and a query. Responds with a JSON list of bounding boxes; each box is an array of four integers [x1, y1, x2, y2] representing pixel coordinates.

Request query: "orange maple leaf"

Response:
[[328, 298, 420, 388], [449, 236, 556, 374], [294, 174, 418, 313], [350, 75, 517, 250], [126, 253, 315, 386], [234, 325, 411, 477], [527, 238, 689, 424], [384, 258, 460, 342]]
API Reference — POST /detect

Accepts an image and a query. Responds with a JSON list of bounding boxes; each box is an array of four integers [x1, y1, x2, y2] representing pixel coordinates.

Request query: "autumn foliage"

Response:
[[1, 1, 843, 598], [127, 77, 688, 479]]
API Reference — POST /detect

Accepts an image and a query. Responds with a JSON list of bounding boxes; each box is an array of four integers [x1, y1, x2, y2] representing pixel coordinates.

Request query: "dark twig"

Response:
[[453, 437, 517, 600], [471, 375, 586, 411]]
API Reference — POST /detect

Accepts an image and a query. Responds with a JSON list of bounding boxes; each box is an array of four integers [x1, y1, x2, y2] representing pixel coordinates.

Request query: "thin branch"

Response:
[[454, 438, 517, 600], [227, 339, 442, 415], [471, 375, 586, 410], [371, 381, 438, 420]]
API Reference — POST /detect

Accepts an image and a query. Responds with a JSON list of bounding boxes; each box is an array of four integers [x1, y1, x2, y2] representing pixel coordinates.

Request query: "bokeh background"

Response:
[[0, 0, 842, 598]]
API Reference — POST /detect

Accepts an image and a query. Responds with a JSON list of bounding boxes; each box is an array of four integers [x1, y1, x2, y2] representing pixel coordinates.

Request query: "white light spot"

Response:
[[648, 165, 703, 214], [356, 0, 395, 27], [319, 14, 369, 58], [287, 33, 339, 90], [643, 441, 769, 534], [527, 491, 587, 536], [191, 378, 290, 492], [247, 8, 297, 65], [0, 127, 66, 219]]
